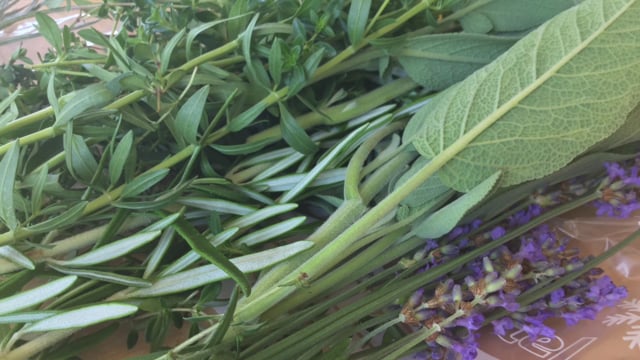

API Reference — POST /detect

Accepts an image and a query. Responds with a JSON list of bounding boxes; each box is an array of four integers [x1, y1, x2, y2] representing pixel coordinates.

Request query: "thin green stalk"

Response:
[[312, 0, 431, 80], [344, 121, 406, 200], [245, 77, 417, 144]]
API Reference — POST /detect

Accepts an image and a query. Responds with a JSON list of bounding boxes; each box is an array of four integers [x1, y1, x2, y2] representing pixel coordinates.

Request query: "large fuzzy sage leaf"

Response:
[[406, 0, 640, 192], [378, 33, 518, 91], [455, 0, 579, 33]]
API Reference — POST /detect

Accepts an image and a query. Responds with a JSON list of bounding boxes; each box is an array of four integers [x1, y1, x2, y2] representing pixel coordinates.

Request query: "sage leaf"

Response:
[[0, 276, 77, 315], [173, 85, 210, 145], [380, 33, 518, 91], [407, 0, 640, 192], [172, 217, 251, 295], [22, 303, 138, 333], [52, 231, 161, 267], [126, 241, 313, 298], [0, 141, 19, 230], [393, 157, 450, 207], [591, 103, 640, 151], [413, 171, 502, 238], [455, 0, 578, 33], [347, 0, 372, 45]]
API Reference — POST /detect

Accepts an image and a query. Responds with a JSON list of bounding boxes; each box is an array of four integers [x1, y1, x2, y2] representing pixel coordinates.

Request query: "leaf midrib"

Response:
[[458, 0, 636, 145]]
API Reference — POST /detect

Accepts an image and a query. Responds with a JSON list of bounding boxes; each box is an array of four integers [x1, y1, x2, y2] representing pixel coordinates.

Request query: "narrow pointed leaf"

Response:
[[64, 133, 99, 183], [172, 217, 251, 295], [160, 29, 185, 74], [28, 201, 87, 232], [0, 246, 34, 270], [347, 0, 371, 45], [279, 103, 318, 155], [236, 216, 307, 246], [109, 131, 134, 185], [52, 231, 161, 267], [413, 171, 502, 238], [121, 169, 170, 198], [22, 303, 138, 333], [0, 141, 19, 230], [0, 276, 77, 315], [0, 311, 57, 324], [178, 197, 256, 215], [173, 85, 209, 145], [407, 0, 640, 192], [126, 241, 313, 297], [55, 84, 117, 127], [35, 13, 63, 52], [48, 264, 152, 287]]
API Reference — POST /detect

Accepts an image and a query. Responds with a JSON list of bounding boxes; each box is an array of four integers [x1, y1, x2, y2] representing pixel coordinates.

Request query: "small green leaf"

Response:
[[303, 47, 325, 78], [227, 95, 270, 132], [347, 0, 372, 45], [126, 241, 313, 297], [186, 15, 247, 59], [279, 103, 318, 155], [455, 0, 578, 33], [208, 285, 240, 345], [143, 228, 175, 279], [52, 231, 161, 267], [160, 29, 185, 74], [0, 246, 34, 270], [48, 264, 152, 288], [0, 141, 19, 230], [394, 157, 450, 207], [413, 171, 502, 238], [269, 38, 284, 85], [35, 13, 63, 52], [109, 131, 134, 185], [28, 201, 87, 232], [0, 311, 57, 324], [172, 216, 251, 295], [64, 133, 99, 183], [47, 72, 60, 116], [379, 33, 518, 91], [173, 86, 209, 145], [160, 227, 239, 276], [178, 197, 256, 215], [31, 163, 48, 215], [22, 303, 138, 333], [235, 216, 307, 246], [55, 84, 117, 127], [0, 276, 77, 315], [227, 203, 298, 229], [121, 169, 170, 198], [211, 137, 276, 155]]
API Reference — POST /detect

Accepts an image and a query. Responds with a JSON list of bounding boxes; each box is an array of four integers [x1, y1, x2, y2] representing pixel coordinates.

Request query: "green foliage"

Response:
[[1, 0, 638, 358], [407, 0, 640, 191]]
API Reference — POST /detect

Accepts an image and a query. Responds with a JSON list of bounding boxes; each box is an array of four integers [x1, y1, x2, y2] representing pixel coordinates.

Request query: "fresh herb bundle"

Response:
[[1, 0, 640, 359]]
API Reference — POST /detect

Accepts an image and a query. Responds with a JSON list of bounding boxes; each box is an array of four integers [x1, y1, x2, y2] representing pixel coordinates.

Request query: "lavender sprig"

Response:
[[397, 156, 639, 359]]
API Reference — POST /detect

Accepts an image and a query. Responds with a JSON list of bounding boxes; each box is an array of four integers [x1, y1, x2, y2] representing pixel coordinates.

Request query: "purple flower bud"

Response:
[[490, 226, 506, 240], [492, 317, 514, 336], [409, 289, 424, 308], [455, 313, 484, 331]]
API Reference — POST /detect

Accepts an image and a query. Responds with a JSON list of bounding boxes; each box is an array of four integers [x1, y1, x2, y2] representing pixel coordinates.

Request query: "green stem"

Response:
[[245, 77, 417, 144], [312, 0, 431, 80]]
